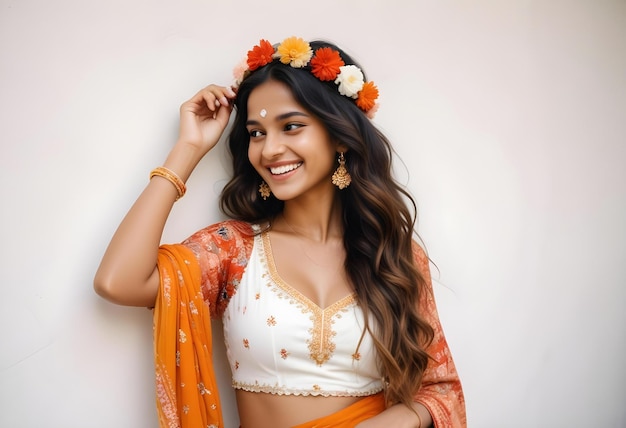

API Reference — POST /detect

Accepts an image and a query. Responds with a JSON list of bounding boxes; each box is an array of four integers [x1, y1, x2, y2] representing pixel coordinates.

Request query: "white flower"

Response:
[[334, 65, 364, 98]]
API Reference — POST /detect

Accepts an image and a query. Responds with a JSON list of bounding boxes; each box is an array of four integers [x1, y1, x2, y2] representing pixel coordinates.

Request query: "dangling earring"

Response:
[[258, 181, 271, 200], [331, 152, 351, 189]]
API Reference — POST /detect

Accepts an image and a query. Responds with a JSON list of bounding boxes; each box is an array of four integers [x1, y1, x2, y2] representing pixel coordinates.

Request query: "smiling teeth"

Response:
[[270, 162, 302, 175]]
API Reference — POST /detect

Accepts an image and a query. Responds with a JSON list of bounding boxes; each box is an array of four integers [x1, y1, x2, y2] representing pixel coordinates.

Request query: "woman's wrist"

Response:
[[149, 167, 186, 200], [411, 402, 433, 428], [161, 140, 209, 183]]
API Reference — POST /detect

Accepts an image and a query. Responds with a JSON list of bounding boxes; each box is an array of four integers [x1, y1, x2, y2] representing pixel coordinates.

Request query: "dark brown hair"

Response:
[[220, 40, 434, 408]]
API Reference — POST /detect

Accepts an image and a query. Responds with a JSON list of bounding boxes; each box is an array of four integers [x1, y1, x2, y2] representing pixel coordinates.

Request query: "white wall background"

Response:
[[1, 1, 624, 427]]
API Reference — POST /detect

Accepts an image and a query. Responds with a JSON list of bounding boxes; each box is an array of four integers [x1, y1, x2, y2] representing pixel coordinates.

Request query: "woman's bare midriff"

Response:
[[236, 390, 364, 428]]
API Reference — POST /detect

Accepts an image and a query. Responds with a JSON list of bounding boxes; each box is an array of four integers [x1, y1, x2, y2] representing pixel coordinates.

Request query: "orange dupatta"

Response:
[[154, 244, 223, 428]]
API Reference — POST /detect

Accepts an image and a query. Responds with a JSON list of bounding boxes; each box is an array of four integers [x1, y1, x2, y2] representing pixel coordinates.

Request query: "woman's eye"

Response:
[[284, 123, 303, 132], [249, 129, 264, 138]]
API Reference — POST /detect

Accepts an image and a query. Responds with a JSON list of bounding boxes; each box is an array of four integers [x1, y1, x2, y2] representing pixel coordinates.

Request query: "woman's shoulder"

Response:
[[182, 219, 263, 249], [203, 219, 257, 236]]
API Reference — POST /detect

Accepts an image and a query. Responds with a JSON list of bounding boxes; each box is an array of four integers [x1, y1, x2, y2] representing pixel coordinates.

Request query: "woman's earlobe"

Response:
[[336, 143, 349, 153]]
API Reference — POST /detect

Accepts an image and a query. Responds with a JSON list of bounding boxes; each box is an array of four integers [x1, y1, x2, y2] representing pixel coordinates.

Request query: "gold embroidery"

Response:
[[243, 338, 249, 349], [280, 348, 289, 359], [267, 315, 277, 326], [261, 232, 356, 366]]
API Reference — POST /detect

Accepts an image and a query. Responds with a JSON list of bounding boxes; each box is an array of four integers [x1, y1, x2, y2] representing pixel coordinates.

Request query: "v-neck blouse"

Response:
[[222, 229, 383, 397]]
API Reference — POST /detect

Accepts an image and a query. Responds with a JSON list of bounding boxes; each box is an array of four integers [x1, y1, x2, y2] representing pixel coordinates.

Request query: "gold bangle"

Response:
[[149, 166, 186, 200]]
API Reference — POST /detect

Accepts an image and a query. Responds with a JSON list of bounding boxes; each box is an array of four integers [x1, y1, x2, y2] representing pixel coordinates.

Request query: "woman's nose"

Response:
[[261, 132, 286, 158]]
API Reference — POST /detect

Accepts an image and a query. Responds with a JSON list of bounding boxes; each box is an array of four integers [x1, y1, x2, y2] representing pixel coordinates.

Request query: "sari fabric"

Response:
[[154, 244, 223, 428], [412, 243, 467, 427], [291, 393, 386, 428], [154, 221, 255, 427], [153, 220, 466, 427]]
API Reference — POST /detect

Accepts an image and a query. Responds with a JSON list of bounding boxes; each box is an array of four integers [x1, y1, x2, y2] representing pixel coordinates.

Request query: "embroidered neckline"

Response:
[[260, 231, 356, 365]]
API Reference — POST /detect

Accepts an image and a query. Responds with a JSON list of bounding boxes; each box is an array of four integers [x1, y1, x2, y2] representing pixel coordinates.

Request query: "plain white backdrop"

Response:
[[1, 1, 624, 427]]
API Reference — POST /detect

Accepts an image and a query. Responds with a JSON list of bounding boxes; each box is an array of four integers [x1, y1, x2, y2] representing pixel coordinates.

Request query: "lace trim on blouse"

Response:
[[233, 380, 384, 397]]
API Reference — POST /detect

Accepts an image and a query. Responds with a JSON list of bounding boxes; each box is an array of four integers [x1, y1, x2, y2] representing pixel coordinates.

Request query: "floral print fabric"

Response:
[[412, 242, 467, 427]]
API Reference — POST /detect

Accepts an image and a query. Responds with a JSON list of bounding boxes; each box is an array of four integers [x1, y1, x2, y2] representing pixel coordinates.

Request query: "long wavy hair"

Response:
[[220, 40, 435, 408]]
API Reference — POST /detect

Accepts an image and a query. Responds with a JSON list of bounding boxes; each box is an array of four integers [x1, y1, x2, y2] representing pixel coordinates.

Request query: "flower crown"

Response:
[[233, 36, 379, 118]]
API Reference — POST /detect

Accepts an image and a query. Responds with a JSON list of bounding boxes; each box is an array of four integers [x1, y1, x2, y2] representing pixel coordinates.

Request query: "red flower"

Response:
[[310, 47, 344, 81], [356, 81, 379, 112], [247, 39, 275, 71]]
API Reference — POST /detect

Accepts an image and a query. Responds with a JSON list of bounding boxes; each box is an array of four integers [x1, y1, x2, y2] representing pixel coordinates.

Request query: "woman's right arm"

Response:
[[93, 84, 236, 307]]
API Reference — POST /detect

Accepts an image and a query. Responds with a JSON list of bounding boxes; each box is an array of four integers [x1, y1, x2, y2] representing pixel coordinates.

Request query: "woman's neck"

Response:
[[279, 194, 343, 243]]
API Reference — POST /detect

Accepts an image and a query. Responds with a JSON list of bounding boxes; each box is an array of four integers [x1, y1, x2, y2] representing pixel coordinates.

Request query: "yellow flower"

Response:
[[277, 36, 313, 68]]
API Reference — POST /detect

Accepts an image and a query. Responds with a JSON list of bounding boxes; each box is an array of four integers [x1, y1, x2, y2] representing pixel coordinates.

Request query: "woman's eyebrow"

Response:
[[246, 111, 309, 127]]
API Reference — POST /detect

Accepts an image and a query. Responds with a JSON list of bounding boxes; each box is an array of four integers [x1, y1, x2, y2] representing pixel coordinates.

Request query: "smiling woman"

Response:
[[94, 36, 466, 428], [246, 80, 339, 204]]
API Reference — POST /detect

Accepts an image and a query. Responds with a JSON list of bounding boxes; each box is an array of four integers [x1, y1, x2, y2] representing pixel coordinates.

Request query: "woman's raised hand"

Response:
[[93, 84, 237, 308], [177, 84, 237, 154]]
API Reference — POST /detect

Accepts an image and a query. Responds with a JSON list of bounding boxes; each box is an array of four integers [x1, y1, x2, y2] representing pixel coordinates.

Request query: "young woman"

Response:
[[94, 36, 466, 428]]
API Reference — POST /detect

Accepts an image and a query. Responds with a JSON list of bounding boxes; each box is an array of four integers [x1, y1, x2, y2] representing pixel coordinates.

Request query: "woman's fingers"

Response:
[[186, 84, 236, 115], [177, 84, 236, 149]]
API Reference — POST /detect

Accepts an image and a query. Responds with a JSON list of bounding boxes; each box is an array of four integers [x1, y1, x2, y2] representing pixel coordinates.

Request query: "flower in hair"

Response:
[[365, 102, 379, 119], [334, 65, 364, 98], [233, 58, 249, 86], [247, 39, 275, 71], [276, 36, 313, 68], [234, 37, 380, 118], [356, 81, 379, 112], [310, 47, 345, 81]]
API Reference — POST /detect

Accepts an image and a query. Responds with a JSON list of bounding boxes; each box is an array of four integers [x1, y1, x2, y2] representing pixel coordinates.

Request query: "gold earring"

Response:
[[258, 181, 271, 200], [331, 152, 351, 189]]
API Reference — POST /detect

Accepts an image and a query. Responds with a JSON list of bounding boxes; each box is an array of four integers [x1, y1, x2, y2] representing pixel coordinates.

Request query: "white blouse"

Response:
[[223, 230, 384, 397]]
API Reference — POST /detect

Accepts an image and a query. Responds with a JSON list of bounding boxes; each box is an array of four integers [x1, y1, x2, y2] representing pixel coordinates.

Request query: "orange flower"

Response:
[[277, 36, 313, 68], [310, 47, 344, 81], [356, 81, 379, 112], [247, 39, 275, 71], [365, 102, 379, 119]]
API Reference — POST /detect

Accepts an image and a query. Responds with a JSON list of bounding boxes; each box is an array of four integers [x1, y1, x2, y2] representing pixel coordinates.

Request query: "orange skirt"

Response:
[[291, 393, 386, 428]]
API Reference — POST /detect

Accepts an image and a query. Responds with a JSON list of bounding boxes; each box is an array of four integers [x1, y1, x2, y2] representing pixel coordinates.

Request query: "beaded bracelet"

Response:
[[149, 166, 186, 200]]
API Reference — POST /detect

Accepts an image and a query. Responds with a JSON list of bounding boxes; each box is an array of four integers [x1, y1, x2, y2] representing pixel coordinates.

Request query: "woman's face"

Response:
[[246, 79, 339, 203]]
